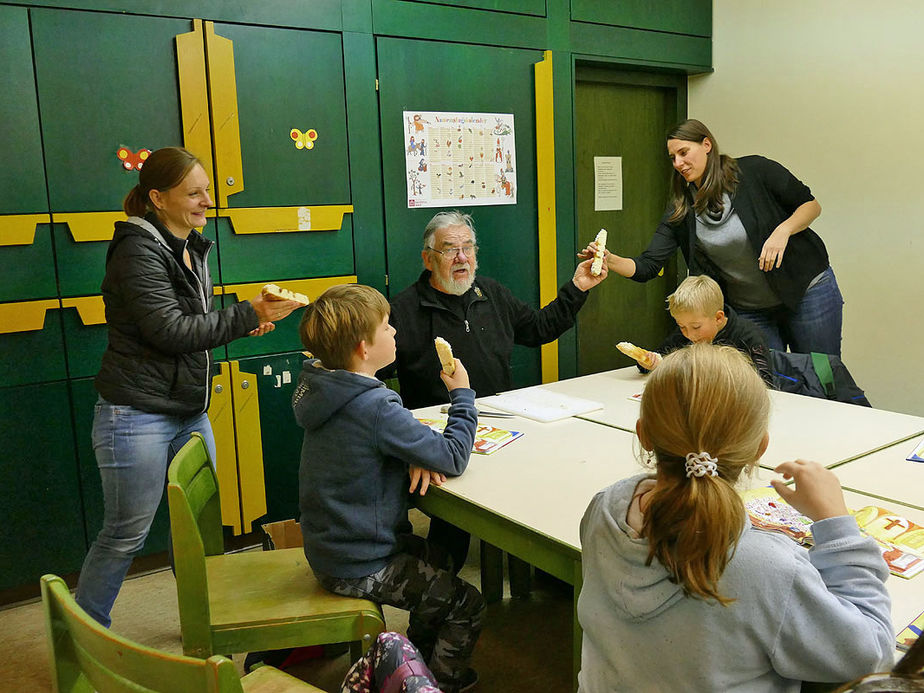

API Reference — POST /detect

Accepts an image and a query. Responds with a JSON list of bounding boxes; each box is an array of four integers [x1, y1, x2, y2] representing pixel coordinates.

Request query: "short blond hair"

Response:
[[667, 275, 724, 317], [299, 284, 389, 370], [640, 343, 770, 605]]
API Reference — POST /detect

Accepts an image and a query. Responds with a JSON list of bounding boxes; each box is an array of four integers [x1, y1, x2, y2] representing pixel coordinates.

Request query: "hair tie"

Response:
[[685, 452, 718, 479]]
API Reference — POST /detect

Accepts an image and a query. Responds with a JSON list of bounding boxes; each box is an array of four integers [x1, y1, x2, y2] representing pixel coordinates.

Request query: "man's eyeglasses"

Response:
[[427, 244, 478, 258]]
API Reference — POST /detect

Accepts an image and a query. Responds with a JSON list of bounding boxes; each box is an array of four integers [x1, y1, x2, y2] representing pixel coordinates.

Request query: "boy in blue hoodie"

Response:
[[294, 284, 483, 693]]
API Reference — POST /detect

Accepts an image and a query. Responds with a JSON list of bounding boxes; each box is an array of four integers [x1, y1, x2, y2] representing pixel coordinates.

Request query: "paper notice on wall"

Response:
[[594, 156, 623, 211], [404, 110, 517, 208]]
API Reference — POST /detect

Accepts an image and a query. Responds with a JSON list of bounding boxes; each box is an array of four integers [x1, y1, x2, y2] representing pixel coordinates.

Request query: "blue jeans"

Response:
[[736, 266, 844, 356], [75, 398, 216, 627]]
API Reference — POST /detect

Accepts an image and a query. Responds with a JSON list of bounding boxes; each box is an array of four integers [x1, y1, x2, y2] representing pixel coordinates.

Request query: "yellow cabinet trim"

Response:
[[230, 360, 266, 534], [0, 298, 61, 334], [54, 212, 125, 243], [535, 50, 558, 384], [207, 361, 243, 534], [205, 21, 244, 207], [217, 205, 353, 234], [0, 214, 50, 246], [221, 276, 358, 303], [176, 19, 214, 178], [61, 296, 106, 326]]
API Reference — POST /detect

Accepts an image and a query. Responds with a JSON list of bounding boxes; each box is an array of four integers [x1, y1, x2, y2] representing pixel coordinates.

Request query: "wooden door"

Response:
[[574, 69, 686, 375]]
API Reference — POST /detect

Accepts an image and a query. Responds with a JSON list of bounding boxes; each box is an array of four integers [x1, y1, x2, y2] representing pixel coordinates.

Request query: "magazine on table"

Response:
[[417, 417, 523, 455]]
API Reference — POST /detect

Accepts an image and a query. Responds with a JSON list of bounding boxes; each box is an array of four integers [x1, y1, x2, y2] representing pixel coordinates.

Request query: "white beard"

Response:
[[434, 261, 477, 296]]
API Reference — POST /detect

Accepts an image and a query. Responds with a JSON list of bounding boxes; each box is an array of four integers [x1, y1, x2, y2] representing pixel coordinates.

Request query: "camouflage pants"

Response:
[[316, 534, 485, 690]]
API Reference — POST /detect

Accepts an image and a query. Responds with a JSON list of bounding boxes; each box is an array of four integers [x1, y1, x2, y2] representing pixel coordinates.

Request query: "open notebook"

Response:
[[479, 386, 604, 423]]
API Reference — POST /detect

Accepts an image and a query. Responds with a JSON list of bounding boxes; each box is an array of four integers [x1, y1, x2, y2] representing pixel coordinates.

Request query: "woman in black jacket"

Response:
[[582, 119, 843, 356], [76, 147, 301, 627]]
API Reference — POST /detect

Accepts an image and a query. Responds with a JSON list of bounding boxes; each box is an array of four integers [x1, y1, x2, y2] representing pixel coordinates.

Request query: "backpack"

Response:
[[341, 632, 441, 693], [769, 350, 872, 407]]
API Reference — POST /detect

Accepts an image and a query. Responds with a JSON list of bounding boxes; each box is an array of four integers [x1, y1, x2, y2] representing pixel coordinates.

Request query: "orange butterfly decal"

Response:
[[116, 147, 151, 171]]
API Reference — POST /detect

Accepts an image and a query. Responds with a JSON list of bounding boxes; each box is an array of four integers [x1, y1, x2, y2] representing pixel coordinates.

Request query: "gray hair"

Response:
[[422, 210, 477, 251]]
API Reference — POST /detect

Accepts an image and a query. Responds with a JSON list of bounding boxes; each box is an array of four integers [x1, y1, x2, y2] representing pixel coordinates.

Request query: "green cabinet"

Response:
[[0, 383, 87, 592], [376, 37, 545, 388]]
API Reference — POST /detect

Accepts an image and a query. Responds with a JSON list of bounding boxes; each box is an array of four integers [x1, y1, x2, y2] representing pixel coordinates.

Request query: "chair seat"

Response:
[[240, 664, 327, 692], [206, 547, 382, 630]]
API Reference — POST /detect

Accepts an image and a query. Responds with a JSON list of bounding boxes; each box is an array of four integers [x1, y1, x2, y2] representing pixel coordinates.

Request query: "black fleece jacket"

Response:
[[95, 214, 257, 416], [386, 270, 588, 410], [631, 155, 829, 312]]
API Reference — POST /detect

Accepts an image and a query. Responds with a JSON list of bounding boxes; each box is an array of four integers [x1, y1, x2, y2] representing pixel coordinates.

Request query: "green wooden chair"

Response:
[[41, 573, 325, 693], [166, 432, 385, 661]]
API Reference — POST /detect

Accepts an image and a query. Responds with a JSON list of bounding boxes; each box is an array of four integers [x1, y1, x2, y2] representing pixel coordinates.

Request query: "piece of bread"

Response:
[[434, 337, 455, 375], [261, 283, 310, 305], [591, 228, 607, 276], [617, 341, 656, 368]]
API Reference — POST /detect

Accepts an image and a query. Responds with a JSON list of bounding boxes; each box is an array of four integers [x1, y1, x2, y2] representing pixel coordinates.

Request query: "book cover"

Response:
[[853, 506, 924, 579], [897, 608, 923, 651], [416, 417, 523, 455]]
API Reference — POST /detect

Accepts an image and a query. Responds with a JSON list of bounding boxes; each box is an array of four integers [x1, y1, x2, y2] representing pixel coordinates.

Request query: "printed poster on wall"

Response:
[[404, 110, 517, 208]]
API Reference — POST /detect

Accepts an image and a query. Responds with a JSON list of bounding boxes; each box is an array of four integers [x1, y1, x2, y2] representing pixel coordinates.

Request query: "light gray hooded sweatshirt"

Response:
[[577, 474, 894, 693]]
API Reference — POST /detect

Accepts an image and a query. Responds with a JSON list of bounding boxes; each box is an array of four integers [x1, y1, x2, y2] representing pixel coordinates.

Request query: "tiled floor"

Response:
[[1, 510, 573, 692]]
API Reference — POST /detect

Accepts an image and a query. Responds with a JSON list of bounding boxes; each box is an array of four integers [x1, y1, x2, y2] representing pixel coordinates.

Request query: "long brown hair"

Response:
[[666, 119, 740, 224], [639, 343, 769, 604], [122, 147, 202, 217]]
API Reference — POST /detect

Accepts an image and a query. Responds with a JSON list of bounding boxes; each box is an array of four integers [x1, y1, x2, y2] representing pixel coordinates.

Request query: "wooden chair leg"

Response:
[[479, 541, 504, 603]]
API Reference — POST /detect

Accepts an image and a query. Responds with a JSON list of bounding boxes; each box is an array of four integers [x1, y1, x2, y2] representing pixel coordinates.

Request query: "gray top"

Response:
[[695, 193, 781, 310]]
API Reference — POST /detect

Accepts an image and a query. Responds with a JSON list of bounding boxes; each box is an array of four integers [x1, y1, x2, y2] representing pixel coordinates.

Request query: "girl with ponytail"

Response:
[[577, 343, 893, 692]]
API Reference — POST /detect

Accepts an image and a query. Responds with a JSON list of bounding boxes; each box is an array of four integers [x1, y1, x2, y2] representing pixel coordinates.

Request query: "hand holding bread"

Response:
[[617, 341, 661, 370]]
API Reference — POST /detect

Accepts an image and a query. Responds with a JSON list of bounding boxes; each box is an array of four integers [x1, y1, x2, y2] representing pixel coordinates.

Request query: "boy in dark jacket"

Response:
[[294, 284, 483, 693], [637, 274, 773, 385]]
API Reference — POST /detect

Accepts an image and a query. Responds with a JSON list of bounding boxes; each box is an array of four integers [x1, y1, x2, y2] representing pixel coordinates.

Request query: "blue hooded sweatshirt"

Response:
[[294, 358, 477, 578]]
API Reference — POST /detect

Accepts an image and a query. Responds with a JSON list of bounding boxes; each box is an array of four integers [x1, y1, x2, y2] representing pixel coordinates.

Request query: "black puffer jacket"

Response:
[[95, 215, 257, 416]]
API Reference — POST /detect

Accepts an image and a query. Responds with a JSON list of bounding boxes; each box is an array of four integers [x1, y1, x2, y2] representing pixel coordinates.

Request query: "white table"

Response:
[[833, 438, 924, 511], [528, 367, 924, 470]]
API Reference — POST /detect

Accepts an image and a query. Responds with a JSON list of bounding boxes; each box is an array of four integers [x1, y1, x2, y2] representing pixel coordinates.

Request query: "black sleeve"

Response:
[[631, 208, 684, 282], [500, 280, 588, 347], [752, 156, 815, 215]]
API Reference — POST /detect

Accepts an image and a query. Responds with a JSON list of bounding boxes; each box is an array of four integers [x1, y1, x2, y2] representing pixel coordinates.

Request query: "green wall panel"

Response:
[[571, 0, 711, 38], [0, 6, 48, 214], [30, 9, 188, 212], [376, 37, 544, 389], [238, 352, 307, 525], [215, 216, 354, 286], [216, 22, 350, 208], [570, 22, 711, 72], [0, 308, 67, 386], [372, 0, 548, 49], [0, 222, 57, 302], [0, 381, 86, 591], [397, 0, 545, 15]]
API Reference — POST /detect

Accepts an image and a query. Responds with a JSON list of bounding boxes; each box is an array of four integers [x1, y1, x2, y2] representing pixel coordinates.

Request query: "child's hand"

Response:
[[771, 459, 849, 521], [409, 465, 446, 496], [641, 351, 662, 370], [439, 358, 470, 391]]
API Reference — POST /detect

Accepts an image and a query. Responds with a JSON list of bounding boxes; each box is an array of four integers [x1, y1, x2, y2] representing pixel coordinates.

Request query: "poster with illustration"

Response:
[[403, 110, 517, 208]]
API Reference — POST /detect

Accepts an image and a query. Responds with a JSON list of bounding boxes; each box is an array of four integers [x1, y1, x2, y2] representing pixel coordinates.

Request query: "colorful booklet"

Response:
[[741, 488, 924, 578], [741, 486, 814, 546], [907, 436, 924, 462], [897, 608, 923, 651], [417, 417, 523, 455]]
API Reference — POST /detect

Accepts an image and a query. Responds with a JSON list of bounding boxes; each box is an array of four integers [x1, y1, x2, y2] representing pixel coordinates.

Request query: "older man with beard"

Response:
[[387, 210, 607, 409], [385, 210, 606, 575]]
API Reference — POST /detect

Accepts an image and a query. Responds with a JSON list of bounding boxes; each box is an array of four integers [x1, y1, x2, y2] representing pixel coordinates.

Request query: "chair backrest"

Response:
[[167, 432, 225, 656], [41, 574, 245, 693]]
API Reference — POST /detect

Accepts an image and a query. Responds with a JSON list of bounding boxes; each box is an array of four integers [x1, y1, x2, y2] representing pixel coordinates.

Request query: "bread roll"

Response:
[[261, 283, 310, 305], [617, 341, 657, 369], [434, 337, 455, 375], [591, 228, 607, 277]]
